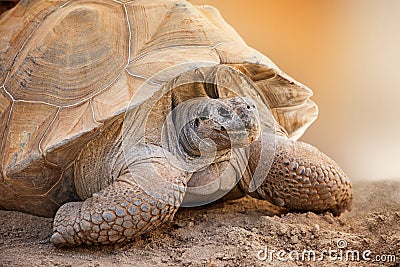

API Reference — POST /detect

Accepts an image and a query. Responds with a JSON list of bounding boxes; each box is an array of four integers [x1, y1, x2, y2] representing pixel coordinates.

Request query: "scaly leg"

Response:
[[244, 136, 352, 215], [50, 145, 188, 246]]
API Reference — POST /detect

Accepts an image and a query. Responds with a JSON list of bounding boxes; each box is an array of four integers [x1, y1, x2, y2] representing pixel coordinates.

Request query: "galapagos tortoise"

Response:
[[0, 0, 352, 246]]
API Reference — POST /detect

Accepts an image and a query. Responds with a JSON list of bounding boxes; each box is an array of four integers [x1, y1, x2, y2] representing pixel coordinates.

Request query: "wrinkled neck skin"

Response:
[[175, 97, 260, 159]]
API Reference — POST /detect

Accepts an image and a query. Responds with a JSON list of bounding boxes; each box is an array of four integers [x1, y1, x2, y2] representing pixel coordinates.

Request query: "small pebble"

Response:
[[289, 235, 299, 244], [277, 226, 287, 236]]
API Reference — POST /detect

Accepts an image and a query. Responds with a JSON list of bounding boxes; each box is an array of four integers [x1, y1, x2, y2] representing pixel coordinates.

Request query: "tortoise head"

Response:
[[176, 96, 260, 156]]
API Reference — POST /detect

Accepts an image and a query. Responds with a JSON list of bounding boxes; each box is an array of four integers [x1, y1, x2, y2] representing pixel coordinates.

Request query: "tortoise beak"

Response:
[[226, 127, 260, 148]]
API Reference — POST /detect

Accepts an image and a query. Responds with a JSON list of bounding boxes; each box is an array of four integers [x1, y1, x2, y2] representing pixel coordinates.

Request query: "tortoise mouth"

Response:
[[218, 127, 260, 146]]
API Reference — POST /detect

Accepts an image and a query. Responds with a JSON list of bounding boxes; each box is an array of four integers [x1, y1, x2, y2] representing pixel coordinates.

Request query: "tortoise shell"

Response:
[[0, 0, 317, 216]]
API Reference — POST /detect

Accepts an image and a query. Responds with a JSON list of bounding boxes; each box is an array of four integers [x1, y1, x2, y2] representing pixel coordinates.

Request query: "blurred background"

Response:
[[191, 0, 400, 181]]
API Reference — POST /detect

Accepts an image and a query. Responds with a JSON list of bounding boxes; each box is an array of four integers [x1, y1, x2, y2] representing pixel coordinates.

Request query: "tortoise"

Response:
[[0, 0, 352, 246]]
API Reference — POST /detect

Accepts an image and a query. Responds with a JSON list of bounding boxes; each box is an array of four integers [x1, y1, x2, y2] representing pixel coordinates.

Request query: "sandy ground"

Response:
[[0, 180, 399, 267]]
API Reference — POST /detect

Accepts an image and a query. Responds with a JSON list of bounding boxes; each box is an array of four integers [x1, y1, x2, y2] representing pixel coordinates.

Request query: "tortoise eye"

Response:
[[218, 107, 231, 118], [194, 118, 200, 128]]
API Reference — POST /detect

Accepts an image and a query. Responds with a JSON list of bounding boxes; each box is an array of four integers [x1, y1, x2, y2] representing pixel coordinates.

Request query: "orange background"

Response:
[[190, 0, 400, 181]]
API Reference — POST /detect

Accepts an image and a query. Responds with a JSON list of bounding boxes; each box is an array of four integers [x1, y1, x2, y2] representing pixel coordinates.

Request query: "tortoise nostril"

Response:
[[246, 104, 256, 110]]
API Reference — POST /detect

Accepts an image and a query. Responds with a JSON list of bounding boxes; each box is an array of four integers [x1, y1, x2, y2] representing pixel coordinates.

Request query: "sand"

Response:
[[0, 180, 399, 267]]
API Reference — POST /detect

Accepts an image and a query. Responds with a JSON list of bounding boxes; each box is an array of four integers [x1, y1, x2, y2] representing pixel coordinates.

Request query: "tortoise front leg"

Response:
[[244, 135, 353, 215], [50, 145, 188, 246]]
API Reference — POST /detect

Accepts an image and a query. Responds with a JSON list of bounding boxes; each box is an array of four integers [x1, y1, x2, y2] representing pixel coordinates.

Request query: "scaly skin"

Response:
[[50, 145, 188, 246], [246, 136, 352, 215]]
